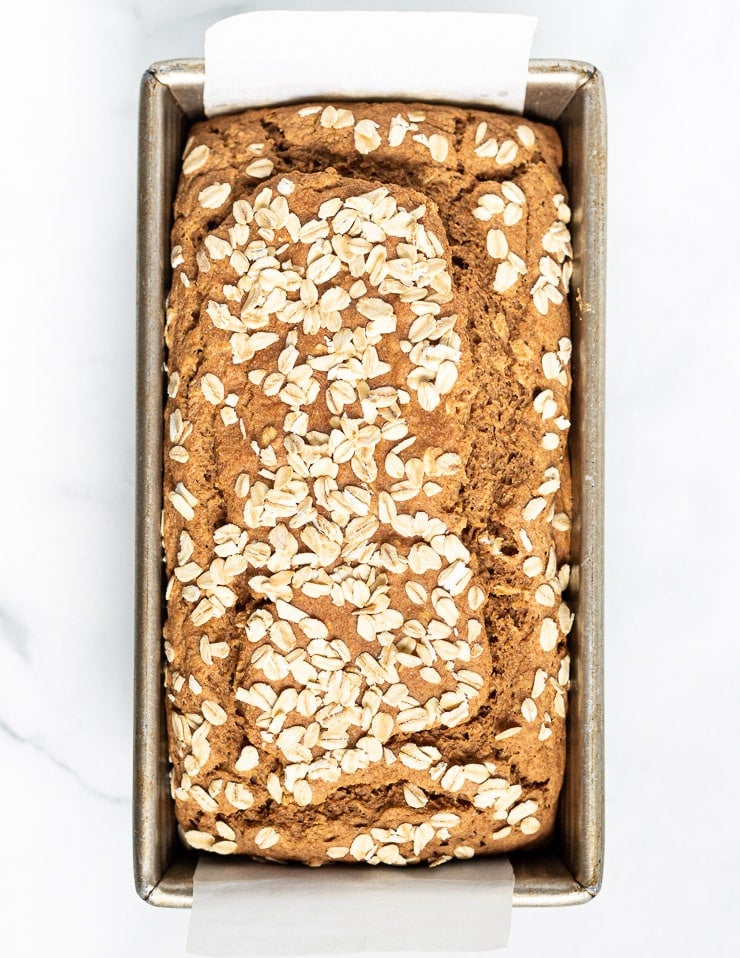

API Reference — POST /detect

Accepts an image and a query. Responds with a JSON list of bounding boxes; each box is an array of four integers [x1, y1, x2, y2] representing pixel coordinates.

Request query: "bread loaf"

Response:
[[163, 101, 574, 865]]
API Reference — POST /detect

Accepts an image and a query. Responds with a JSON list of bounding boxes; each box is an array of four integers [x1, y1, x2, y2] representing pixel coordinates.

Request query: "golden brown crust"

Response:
[[163, 102, 573, 866]]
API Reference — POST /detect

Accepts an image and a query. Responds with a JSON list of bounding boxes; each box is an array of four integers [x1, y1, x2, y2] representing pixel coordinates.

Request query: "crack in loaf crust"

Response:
[[163, 102, 574, 866]]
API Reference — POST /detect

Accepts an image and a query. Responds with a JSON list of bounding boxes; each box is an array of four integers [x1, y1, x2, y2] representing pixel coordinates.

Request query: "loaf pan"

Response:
[[134, 58, 606, 907]]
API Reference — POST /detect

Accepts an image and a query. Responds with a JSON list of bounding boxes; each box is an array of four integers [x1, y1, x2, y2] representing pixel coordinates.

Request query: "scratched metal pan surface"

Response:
[[134, 58, 605, 908]]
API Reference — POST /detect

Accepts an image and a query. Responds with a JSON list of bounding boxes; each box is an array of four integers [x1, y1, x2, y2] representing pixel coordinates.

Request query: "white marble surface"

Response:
[[2, 0, 739, 955]]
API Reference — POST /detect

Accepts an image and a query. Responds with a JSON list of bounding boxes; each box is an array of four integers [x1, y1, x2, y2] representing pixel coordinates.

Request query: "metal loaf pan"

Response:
[[135, 59, 606, 907]]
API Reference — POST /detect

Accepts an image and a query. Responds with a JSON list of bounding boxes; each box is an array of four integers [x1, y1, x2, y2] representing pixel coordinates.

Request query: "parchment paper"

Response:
[[204, 11, 537, 116], [191, 11, 529, 953], [187, 856, 514, 956]]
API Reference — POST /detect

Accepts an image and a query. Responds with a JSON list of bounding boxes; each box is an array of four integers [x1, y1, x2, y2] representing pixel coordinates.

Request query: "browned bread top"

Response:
[[163, 101, 573, 866]]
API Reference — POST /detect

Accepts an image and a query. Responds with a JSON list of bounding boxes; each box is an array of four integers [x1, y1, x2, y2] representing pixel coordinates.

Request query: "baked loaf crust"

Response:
[[163, 102, 574, 866]]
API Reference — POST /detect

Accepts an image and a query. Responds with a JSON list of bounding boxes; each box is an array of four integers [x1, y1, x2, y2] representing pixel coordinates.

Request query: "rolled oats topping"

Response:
[[516, 125, 536, 148], [320, 105, 355, 130], [198, 182, 232, 209], [183, 143, 211, 175], [246, 158, 275, 179], [165, 101, 572, 867], [530, 195, 573, 315], [354, 119, 382, 154], [495, 139, 519, 166]]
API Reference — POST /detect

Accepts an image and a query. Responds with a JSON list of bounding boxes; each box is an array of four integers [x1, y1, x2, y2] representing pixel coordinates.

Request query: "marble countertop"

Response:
[[2, 1, 738, 955]]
